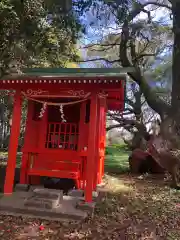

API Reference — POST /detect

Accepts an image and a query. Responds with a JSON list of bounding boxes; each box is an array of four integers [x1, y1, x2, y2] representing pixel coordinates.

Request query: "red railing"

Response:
[[46, 122, 79, 150]]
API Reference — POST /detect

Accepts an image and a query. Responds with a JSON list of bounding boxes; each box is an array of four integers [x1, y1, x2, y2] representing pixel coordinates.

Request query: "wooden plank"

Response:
[[28, 169, 79, 179], [32, 160, 80, 171]]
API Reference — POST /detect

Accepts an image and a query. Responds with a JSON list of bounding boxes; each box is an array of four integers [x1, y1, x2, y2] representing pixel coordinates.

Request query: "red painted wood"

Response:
[[0, 82, 122, 92], [39, 104, 48, 150], [85, 93, 98, 202], [32, 159, 80, 171], [46, 122, 79, 150], [93, 97, 101, 190], [29, 176, 41, 185], [48, 104, 80, 123], [0, 78, 124, 111], [20, 153, 29, 184], [25, 150, 82, 187], [77, 101, 89, 187], [0, 75, 124, 84], [78, 102, 86, 151], [32, 101, 47, 184], [2, 74, 125, 195], [102, 100, 107, 178], [98, 110, 103, 184], [4, 91, 22, 194], [98, 98, 106, 184], [28, 169, 80, 179]]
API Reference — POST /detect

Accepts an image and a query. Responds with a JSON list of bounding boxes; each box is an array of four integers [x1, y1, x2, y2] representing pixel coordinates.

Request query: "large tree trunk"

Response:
[[119, 3, 180, 187], [171, 2, 180, 115], [157, 3, 180, 150]]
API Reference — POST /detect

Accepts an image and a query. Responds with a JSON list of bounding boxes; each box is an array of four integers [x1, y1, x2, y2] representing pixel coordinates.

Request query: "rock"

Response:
[[33, 188, 63, 202], [15, 184, 29, 192]]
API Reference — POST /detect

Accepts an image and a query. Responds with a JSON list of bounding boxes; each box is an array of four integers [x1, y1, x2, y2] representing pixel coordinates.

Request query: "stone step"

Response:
[[24, 188, 64, 210], [68, 189, 84, 197], [68, 190, 99, 199], [24, 196, 59, 210], [32, 188, 63, 202], [15, 184, 29, 192]]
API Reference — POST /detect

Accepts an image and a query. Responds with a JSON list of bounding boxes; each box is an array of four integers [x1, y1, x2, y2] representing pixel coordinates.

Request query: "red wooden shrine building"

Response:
[[0, 68, 126, 202]]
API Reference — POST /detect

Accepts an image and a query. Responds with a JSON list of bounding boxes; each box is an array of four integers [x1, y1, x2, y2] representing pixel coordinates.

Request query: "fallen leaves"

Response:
[[0, 174, 180, 239]]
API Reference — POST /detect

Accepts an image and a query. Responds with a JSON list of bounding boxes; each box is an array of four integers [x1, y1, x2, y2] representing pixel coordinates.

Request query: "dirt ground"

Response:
[[0, 174, 180, 239]]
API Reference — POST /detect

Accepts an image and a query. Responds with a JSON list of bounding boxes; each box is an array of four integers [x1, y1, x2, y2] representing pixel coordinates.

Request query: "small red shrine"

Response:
[[0, 68, 126, 202]]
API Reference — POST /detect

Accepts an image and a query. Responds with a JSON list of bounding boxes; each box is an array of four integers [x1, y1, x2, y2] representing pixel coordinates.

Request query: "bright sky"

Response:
[[81, 4, 172, 44], [80, 4, 172, 68]]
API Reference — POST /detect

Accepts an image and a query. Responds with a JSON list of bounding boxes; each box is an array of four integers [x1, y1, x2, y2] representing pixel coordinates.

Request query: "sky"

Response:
[[79, 3, 172, 69], [80, 3, 172, 43]]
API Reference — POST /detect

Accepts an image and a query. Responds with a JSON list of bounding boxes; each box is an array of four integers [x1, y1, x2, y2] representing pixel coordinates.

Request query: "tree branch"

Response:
[[79, 58, 120, 64], [119, 12, 170, 118], [83, 43, 120, 49], [144, 1, 172, 10], [107, 124, 123, 131]]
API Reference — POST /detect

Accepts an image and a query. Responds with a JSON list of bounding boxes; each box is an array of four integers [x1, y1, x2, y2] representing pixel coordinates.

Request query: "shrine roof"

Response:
[[1, 67, 132, 80]]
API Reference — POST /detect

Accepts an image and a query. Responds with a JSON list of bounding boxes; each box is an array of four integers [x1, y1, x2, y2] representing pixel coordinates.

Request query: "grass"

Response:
[[105, 143, 130, 174]]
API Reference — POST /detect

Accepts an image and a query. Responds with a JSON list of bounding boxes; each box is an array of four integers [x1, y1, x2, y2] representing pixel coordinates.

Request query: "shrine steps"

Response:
[[0, 186, 100, 221]]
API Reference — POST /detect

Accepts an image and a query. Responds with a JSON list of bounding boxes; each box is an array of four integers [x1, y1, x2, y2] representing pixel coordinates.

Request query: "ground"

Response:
[[105, 144, 130, 173], [0, 145, 180, 239]]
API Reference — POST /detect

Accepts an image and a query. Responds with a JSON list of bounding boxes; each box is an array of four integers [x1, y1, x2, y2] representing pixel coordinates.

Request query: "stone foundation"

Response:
[[0, 185, 104, 221]]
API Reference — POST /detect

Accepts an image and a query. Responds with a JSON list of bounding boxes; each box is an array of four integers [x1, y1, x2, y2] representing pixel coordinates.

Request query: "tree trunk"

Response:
[[171, 2, 180, 116]]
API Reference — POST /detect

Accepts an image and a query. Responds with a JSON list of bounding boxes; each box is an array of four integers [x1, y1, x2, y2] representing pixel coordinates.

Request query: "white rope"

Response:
[[22, 92, 91, 106]]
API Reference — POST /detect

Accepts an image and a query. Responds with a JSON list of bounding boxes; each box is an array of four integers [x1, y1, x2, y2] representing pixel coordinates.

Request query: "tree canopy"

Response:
[[0, 0, 82, 77], [77, 1, 176, 119]]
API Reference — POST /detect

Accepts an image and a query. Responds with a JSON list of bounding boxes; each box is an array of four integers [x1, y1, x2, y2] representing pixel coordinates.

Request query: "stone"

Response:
[[0, 191, 88, 221], [24, 188, 64, 210], [29, 185, 44, 191], [24, 196, 59, 210], [32, 188, 63, 202], [15, 184, 29, 192], [92, 191, 99, 198], [68, 189, 84, 197], [76, 200, 96, 214]]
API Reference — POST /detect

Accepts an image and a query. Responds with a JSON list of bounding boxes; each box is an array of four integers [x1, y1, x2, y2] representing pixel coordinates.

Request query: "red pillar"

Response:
[[4, 91, 22, 195], [78, 102, 87, 189], [85, 93, 98, 202], [101, 99, 107, 178], [93, 97, 100, 190], [98, 97, 107, 183]]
